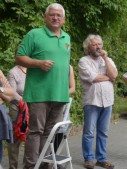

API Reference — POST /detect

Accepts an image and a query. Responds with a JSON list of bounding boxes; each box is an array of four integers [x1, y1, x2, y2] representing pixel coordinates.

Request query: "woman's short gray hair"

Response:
[[45, 3, 65, 17], [83, 34, 103, 55]]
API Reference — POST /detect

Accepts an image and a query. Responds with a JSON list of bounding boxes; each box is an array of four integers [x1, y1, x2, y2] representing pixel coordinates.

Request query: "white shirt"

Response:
[[78, 55, 117, 107]]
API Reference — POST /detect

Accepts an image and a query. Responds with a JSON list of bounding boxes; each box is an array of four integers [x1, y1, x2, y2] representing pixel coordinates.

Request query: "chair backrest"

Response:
[[58, 98, 72, 133], [63, 97, 73, 121]]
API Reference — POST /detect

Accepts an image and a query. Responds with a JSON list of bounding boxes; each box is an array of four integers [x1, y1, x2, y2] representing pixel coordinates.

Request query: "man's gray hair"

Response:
[[45, 3, 65, 17], [83, 34, 103, 55]]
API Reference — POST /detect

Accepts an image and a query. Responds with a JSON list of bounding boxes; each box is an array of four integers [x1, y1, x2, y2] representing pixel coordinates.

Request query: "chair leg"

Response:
[[50, 142, 58, 169]]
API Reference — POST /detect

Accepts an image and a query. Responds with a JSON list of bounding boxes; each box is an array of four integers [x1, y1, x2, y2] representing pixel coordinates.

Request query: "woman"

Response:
[[7, 65, 27, 169], [0, 70, 15, 164]]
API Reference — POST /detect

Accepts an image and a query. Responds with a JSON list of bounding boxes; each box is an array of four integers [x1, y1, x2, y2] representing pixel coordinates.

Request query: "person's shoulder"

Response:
[[0, 70, 5, 78], [26, 28, 45, 38], [0, 70, 4, 75], [107, 57, 114, 61], [79, 55, 89, 62], [70, 65, 73, 69], [107, 57, 116, 64], [9, 66, 18, 73], [28, 28, 44, 35], [8, 66, 20, 77], [61, 30, 70, 37]]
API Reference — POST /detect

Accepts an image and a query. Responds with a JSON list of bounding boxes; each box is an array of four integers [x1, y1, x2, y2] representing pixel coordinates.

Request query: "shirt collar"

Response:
[[44, 26, 65, 38]]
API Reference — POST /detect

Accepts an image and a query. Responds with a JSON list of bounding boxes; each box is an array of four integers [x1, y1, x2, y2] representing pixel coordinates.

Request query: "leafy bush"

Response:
[[1, 0, 127, 124]]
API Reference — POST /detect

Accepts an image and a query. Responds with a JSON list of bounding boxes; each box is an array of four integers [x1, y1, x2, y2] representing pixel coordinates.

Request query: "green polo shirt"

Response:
[[17, 27, 70, 103]]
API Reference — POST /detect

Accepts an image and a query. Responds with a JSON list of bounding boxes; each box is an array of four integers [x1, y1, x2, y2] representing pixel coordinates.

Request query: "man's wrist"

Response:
[[103, 56, 108, 61]]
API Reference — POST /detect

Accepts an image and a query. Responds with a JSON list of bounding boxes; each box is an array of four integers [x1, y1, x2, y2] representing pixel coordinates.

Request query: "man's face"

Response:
[[88, 39, 102, 57], [44, 8, 65, 31]]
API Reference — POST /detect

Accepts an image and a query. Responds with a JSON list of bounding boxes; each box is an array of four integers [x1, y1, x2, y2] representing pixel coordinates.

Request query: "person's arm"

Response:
[[16, 31, 54, 71], [69, 65, 75, 94], [16, 56, 54, 72], [78, 57, 110, 84], [123, 76, 127, 84], [0, 87, 15, 102], [100, 50, 118, 81], [93, 74, 110, 83], [79, 57, 115, 84], [7, 71, 22, 102], [122, 73, 127, 84], [0, 70, 15, 102]]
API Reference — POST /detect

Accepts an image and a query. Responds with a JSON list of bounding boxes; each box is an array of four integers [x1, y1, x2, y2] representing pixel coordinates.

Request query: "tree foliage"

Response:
[[0, 0, 52, 72], [0, 0, 127, 123]]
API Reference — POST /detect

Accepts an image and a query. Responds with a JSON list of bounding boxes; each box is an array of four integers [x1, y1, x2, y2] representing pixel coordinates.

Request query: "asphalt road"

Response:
[[1, 118, 127, 169]]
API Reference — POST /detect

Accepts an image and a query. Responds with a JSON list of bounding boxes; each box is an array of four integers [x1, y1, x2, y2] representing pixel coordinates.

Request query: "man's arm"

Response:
[[100, 50, 118, 81], [16, 56, 54, 72], [78, 57, 111, 84], [104, 58, 117, 81], [93, 74, 110, 83]]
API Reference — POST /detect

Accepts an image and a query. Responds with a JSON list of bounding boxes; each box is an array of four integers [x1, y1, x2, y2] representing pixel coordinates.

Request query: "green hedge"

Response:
[[1, 0, 127, 124]]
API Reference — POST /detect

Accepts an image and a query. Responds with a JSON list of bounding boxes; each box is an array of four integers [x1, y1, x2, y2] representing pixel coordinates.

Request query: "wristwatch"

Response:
[[0, 87, 4, 93]]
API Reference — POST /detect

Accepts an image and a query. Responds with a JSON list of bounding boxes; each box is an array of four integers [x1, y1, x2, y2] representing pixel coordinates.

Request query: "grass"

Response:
[[112, 96, 127, 121]]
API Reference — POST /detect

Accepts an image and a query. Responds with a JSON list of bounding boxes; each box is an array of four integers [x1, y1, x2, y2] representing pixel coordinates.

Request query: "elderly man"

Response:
[[16, 3, 70, 169], [78, 34, 117, 169]]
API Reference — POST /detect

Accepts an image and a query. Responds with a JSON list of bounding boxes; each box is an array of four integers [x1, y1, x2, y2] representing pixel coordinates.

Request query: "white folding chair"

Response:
[[34, 121, 73, 169], [34, 98, 73, 169]]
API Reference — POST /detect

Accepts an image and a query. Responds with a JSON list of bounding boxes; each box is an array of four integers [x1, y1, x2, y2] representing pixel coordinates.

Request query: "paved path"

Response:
[[69, 118, 127, 169], [1, 118, 127, 169]]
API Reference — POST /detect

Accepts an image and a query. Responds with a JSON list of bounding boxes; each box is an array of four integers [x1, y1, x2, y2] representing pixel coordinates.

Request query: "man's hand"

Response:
[[99, 50, 118, 81], [100, 50, 108, 60], [39, 60, 54, 71]]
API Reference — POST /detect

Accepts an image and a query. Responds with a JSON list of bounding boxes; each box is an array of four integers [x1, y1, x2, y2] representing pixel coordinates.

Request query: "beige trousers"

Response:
[[23, 102, 65, 169], [8, 140, 24, 169], [8, 107, 25, 169]]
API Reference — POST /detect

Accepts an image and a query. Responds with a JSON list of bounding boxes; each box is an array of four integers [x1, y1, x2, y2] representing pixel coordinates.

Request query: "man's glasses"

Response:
[[48, 13, 64, 19]]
